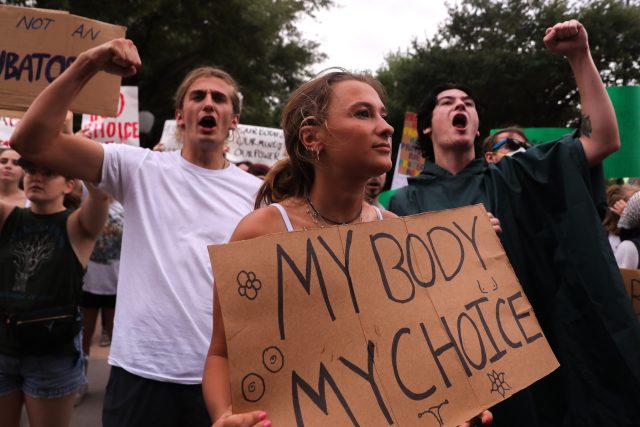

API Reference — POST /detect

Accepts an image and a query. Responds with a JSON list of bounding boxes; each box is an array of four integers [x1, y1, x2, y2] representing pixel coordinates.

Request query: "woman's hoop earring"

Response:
[[308, 148, 320, 162]]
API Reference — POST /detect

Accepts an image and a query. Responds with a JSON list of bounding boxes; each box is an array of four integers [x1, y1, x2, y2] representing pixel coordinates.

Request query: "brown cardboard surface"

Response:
[[209, 204, 559, 427], [0, 5, 125, 116], [0, 109, 24, 119], [619, 269, 640, 319]]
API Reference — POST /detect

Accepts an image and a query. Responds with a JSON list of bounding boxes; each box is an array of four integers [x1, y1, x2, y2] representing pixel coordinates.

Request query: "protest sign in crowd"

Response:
[[1, 4, 640, 427]]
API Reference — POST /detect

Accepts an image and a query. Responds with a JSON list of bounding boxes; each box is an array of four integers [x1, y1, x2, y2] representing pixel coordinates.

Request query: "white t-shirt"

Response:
[[99, 144, 261, 383], [615, 240, 639, 269], [83, 200, 124, 295], [608, 233, 621, 253]]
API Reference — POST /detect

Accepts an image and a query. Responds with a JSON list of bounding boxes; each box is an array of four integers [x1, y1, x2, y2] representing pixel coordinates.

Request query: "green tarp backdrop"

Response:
[[504, 86, 640, 179], [605, 86, 640, 179]]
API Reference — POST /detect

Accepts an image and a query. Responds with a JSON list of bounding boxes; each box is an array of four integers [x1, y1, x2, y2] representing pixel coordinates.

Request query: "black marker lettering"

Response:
[[277, 240, 335, 340], [318, 230, 359, 313], [465, 297, 507, 363], [370, 233, 415, 303], [427, 226, 464, 281], [406, 233, 436, 288], [421, 318, 471, 386], [292, 363, 359, 427], [457, 312, 487, 370], [391, 327, 436, 400], [339, 341, 393, 425], [496, 298, 522, 348], [453, 216, 487, 270], [508, 292, 543, 344]]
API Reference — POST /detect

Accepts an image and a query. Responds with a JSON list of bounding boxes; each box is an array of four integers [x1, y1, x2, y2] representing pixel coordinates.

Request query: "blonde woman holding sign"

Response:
[[202, 71, 495, 427]]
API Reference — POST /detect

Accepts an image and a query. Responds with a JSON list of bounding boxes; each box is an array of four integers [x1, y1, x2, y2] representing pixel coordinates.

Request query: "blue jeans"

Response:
[[0, 333, 86, 398]]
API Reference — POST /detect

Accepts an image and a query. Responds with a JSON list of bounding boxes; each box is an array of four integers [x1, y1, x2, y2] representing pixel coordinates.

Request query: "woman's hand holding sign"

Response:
[[212, 408, 490, 426], [213, 407, 272, 427], [460, 410, 493, 427]]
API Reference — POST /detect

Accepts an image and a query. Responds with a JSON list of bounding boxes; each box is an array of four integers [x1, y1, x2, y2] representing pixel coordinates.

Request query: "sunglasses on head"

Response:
[[492, 137, 531, 152], [0, 158, 20, 166]]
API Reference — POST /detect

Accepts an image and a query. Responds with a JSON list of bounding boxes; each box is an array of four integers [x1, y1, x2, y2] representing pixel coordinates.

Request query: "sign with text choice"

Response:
[[209, 204, 559, 427], [0, 5, 126, 116], [0, 116, 20, 147], [81, 86, 139, 145]]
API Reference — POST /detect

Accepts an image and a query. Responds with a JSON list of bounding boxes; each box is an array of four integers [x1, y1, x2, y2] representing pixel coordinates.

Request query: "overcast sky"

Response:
[[298, 0, 451, 73]]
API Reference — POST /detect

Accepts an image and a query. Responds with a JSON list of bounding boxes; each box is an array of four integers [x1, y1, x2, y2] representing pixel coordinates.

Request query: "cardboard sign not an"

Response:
[[0, 5, 125, 116], [209, 204, 559, 427]]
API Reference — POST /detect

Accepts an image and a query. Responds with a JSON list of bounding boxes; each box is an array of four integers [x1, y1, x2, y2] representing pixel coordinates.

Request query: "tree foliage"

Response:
[[377, 0, 640, 143], [5, 0, 332, 146]]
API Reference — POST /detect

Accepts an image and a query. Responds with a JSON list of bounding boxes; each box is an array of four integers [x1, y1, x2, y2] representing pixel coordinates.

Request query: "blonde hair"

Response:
[[255, 70, 386, 209]]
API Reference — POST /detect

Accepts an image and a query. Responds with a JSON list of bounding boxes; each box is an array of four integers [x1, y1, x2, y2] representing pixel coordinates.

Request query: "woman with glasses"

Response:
[[0, 158, 109, 427], [0, 149, 26, 207], [482, 127, 532, 164]]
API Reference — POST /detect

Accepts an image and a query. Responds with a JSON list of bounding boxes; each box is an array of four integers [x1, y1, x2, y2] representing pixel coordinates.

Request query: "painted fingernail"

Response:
[[264, 421, 272, 427], [258, 411, 268, 421]]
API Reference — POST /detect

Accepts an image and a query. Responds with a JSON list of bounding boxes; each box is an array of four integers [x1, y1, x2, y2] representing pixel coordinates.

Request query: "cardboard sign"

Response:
[[391, 112, 426, 189], [619, 269, 640, 319], [209, 204, 559, 427], [81, 86, 139, 145], [0, 5, 126, 116], [0, 116, 20, 148], [226, 124, 286, 166]]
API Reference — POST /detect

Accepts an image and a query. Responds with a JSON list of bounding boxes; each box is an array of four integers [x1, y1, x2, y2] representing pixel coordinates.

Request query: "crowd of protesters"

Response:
[[1, 18, 639, 427]]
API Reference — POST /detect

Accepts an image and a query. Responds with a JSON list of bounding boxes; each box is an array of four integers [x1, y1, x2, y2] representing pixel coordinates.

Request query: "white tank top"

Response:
[[271, 202, 383, 231]]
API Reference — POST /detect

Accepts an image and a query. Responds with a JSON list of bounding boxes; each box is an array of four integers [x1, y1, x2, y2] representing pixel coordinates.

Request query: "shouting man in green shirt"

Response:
[[390, 20, 640, 427]]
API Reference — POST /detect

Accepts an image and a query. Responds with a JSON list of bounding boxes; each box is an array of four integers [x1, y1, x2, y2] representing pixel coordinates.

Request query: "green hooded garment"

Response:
[[389, 133, 640, 427]]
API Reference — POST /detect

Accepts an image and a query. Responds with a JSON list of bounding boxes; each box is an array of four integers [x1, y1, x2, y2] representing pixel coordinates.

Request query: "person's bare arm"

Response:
[[10, 39, 141, 182], [203, 208, 285, 426], [67, 183, 110, 267], [544, 20, 619, 166]]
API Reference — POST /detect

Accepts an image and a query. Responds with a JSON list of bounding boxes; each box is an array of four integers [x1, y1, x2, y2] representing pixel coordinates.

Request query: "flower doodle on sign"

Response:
[[487, 370, 512, 397], [236, 270, 262, 300]]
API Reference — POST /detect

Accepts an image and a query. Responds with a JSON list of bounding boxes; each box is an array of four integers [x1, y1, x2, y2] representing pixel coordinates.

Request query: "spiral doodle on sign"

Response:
[[263, 346, 284, 373], [241, 373, 265, 402]]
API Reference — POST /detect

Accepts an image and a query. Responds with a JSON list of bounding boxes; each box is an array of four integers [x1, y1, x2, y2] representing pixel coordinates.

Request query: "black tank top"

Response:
[[0, 207, 84, 315]]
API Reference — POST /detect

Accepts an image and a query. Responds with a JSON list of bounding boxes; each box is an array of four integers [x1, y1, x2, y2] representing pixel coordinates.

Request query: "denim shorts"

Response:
[[0, 333, 86, 398]]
